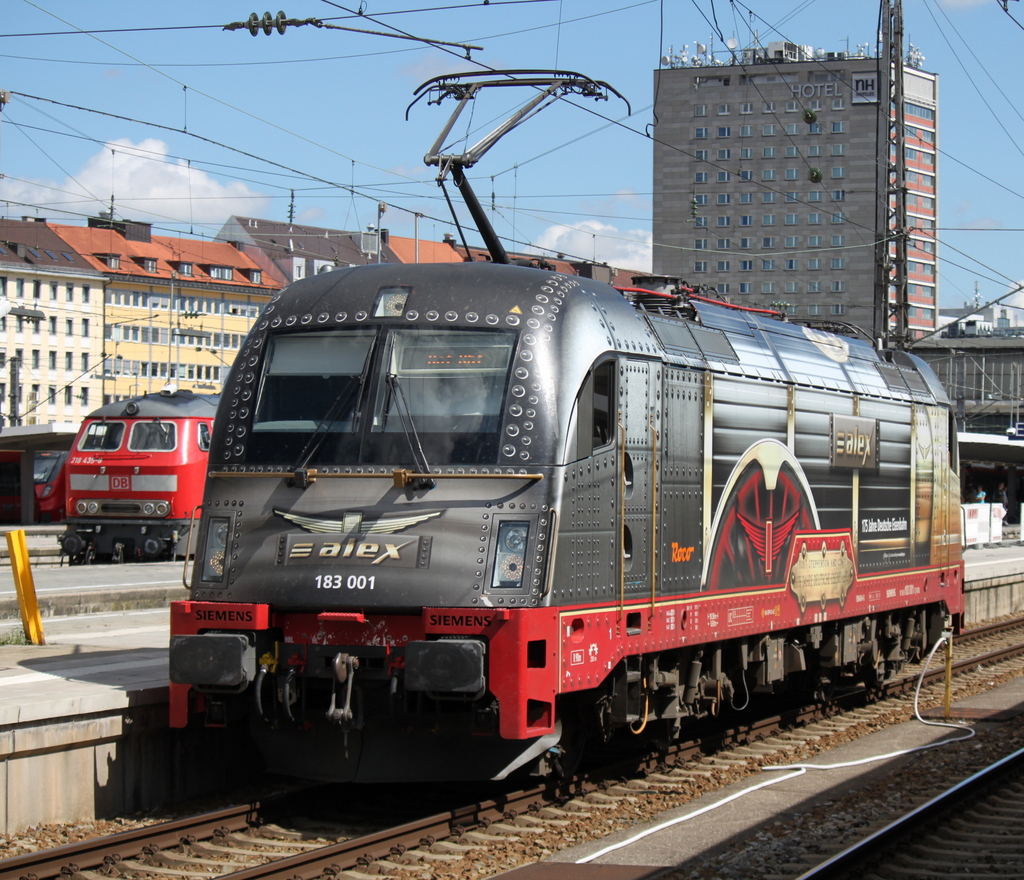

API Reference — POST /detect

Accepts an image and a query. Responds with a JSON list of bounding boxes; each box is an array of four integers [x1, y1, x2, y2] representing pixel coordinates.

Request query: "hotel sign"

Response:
[[851, 72, 879, 104]]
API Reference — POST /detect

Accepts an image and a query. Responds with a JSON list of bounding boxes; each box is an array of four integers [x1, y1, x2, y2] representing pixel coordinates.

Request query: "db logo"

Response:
[[111, 476, 130, 490]]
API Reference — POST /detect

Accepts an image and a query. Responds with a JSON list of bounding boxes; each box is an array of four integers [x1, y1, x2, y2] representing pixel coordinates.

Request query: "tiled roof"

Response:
[[386, 235, 464, 264], [49, 223, 280, 291], [0, 218, 100, 274]]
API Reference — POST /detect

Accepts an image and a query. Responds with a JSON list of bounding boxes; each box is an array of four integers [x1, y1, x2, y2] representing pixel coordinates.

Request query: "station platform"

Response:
[[0, 610, 253, 833], [0, 544, 1020, 835]]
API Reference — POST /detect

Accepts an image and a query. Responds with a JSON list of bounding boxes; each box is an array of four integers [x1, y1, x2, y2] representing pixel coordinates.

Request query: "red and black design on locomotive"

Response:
[[60, 387, 219, 563], [168, 262, 963, 782]]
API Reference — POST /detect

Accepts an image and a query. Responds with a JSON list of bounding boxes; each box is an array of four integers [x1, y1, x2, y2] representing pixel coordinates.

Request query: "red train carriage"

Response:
[[168, 263, 963, 783], [60, 387, 218, 563]]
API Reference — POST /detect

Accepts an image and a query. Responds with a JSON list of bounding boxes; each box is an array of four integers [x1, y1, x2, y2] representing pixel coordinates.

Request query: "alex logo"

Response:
[[289, 539, 413, 564], [281, 534, 431, 568], [831, 415, 879, 469]]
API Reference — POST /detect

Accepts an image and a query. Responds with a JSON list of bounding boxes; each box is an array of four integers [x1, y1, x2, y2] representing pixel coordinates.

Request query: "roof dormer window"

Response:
[[141, 257, 157, 273], [178, 262, 193, 276], [99, 253, 120, 269]]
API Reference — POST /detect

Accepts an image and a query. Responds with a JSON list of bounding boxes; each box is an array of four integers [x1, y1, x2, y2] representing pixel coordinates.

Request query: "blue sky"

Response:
[[0, 0, 1020, 308]]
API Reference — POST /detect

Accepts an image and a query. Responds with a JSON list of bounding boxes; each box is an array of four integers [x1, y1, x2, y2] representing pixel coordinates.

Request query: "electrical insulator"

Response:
[[247, 11, 287, 35]]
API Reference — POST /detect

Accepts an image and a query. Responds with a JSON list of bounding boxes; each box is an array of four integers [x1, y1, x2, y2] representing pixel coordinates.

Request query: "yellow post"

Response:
[[6, 530, 44, 645], [943, 629, 953, 721]]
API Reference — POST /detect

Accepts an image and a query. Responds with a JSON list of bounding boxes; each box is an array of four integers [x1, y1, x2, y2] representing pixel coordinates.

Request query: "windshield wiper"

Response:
[[385, 372, 435, 490], [289, 378, 363, 487]]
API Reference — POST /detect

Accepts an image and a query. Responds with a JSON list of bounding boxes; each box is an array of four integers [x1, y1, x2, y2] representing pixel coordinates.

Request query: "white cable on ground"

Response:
[[575, 635, 974, 864]]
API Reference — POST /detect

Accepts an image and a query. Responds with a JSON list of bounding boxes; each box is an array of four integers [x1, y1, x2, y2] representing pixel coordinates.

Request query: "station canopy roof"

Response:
[[959, 431, 1024, 466], [0, 423, 80, 452]]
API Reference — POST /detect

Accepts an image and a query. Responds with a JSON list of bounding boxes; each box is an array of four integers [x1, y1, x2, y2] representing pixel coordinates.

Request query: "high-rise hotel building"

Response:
[[652, 42, 938, 336]]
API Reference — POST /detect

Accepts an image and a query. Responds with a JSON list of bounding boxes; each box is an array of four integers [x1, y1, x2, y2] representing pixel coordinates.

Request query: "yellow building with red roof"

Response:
[[50, 218, 280, 403]]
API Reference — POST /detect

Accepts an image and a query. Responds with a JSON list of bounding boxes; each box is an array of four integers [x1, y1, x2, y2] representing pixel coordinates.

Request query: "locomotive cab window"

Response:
[[572, 360, 616, 461], [129, 421, 177, 451], [253, 329, 376, 434], [80, 421, 124, 451], [368, 328, 515, 465], [198, 422, 211, 452]]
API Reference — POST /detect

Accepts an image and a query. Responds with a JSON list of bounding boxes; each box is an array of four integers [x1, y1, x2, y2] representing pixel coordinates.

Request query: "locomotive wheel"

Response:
[[813, 667, 838, 702]]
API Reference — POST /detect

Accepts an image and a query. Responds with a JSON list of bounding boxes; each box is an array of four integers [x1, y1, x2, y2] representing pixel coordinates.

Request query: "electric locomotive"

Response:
[[60, 387, 219, 563], [169, 262, 963, 782]]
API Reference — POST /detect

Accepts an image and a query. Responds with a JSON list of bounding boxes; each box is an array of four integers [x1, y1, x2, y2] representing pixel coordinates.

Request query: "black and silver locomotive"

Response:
[[169, 260, 963, 782]]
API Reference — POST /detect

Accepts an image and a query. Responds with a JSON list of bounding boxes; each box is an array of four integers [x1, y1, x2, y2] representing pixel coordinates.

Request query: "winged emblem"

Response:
[[274, 508, 442, 534]]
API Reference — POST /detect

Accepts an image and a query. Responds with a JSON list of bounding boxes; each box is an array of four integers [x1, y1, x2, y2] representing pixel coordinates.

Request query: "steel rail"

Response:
[[793, 745, 1024, 879], [0, 802, 257, 880]]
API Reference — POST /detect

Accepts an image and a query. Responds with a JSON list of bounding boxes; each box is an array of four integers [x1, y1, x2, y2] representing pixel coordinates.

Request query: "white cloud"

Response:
[[531, 219, 651, 273], [0, 138, 269, 226]]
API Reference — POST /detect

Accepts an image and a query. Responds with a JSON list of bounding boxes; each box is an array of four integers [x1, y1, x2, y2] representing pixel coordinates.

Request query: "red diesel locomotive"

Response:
[[60, 387, 219, 563]]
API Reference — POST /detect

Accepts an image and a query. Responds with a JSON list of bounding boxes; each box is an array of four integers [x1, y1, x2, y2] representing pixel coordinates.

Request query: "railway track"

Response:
[[6, 615, 1024, 880], [794, 745, 1024, 879]]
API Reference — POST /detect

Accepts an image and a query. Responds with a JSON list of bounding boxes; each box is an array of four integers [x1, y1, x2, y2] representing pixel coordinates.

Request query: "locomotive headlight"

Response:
[[201, 516, 230, 582], [86, 501, 99, 514], [155, 501, 170, 516], [503, 525, 528, 552], [76, 500, 88, 515], [40, 484, 53, 498], [143, 502, 155, 515], [492, 521, 529, 589]]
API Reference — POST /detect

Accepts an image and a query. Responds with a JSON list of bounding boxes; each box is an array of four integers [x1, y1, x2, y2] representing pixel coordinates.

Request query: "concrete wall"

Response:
[[0, 699, 259, 832]]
